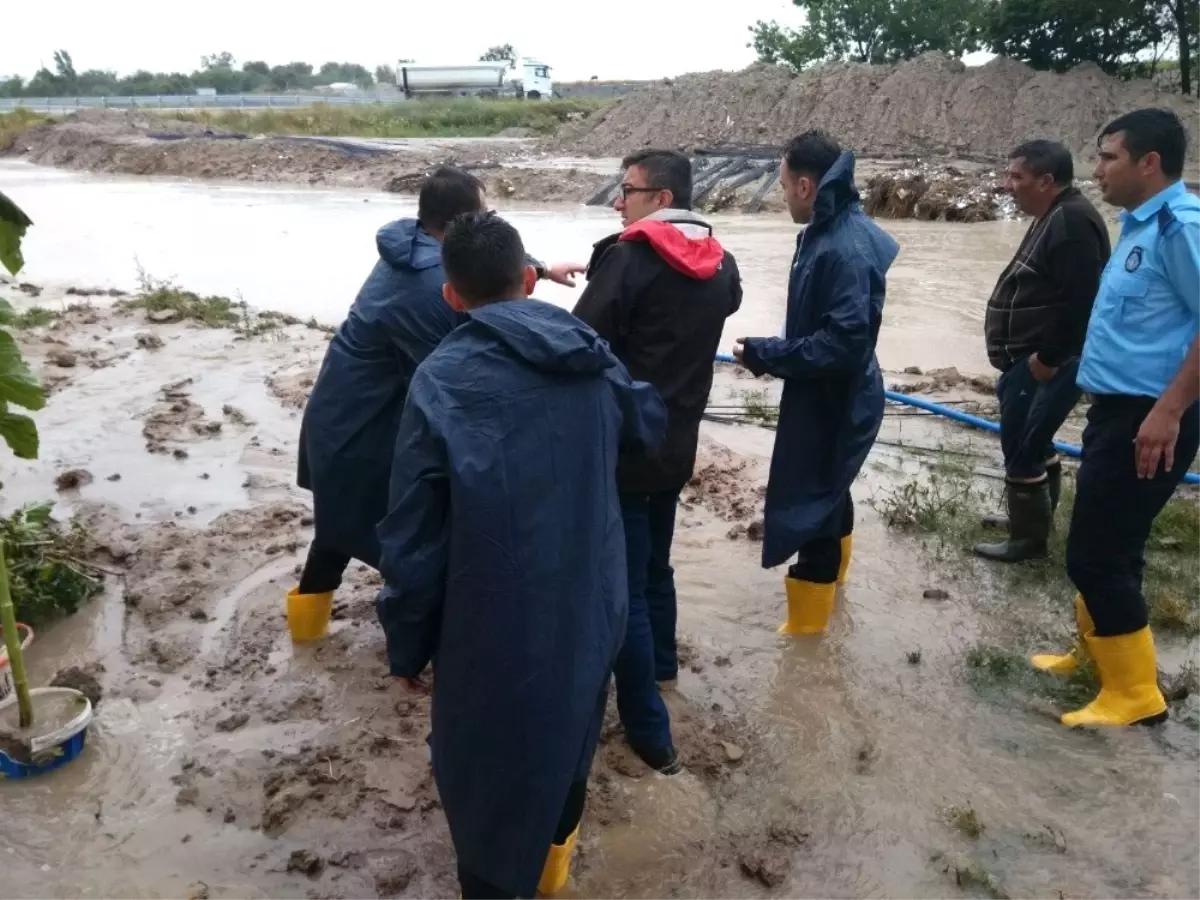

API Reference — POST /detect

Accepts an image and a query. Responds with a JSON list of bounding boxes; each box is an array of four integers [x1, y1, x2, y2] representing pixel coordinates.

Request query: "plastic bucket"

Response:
[[0, 623, 34, 701], [0, 686, 93, 780]]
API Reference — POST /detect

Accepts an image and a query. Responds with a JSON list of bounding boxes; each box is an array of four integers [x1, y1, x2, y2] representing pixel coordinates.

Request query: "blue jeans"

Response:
[[613, 491, 678, 752], [996, 356, 1082, 480]]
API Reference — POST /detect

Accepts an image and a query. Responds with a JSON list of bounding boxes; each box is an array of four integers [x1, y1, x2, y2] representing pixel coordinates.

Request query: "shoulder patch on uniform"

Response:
[[1125, 246, 1144, 272]]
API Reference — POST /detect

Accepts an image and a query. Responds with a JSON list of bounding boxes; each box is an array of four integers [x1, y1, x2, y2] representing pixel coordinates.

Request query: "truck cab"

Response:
[[520, 60, 552, 99]]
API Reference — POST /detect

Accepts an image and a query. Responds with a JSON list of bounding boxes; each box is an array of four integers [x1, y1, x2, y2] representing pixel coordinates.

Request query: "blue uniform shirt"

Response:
[[1078, 180, 1200, 399]]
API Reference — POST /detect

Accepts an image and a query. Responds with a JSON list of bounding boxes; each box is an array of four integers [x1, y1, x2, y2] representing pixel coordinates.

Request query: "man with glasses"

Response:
[[573, 149, 743, 774]]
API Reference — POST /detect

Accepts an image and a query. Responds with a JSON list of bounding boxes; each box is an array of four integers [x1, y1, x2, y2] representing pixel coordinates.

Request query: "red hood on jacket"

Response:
[[618, 217, 725, 279]]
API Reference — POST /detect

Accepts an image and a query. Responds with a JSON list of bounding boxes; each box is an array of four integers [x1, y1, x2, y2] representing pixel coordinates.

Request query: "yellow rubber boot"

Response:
[[1061, 627, 1168, 728], [286, 586, 333, 641], [779, 578, 836, 635], [537, 826, 579, 896], [1031, 594, 1094, 676], [836, 534, 853, 585]]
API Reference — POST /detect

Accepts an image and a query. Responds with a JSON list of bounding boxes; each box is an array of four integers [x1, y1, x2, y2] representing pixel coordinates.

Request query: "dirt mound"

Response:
[[555, 54, 1198, 165]]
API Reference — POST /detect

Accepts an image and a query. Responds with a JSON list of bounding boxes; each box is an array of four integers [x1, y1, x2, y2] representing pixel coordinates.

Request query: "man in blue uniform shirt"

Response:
[[1030, 108, 1200, 728]]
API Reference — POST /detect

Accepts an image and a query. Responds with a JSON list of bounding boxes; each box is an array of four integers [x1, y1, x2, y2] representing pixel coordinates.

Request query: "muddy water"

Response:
[[0, 165, 1196, 900], [1, 159, 1021, 375]]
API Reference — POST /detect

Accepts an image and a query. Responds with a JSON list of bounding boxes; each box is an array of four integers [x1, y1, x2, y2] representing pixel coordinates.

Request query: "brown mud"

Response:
[[0, 279, 1196, 898], [0, 108, 1093, 222]]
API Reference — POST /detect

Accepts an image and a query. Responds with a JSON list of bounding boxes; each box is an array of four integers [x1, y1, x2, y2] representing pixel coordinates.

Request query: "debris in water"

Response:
[[175, 785, 200, 807], [55, 468, 93, 491], [907, 649, 923, 665], [946, 803, 985, 838], [286, 849, 324, 877], [923, 588, 950, 600], [49, 666, 103, 708], [374, 853, 418, 896], [135, 332, 165, 350], [738, 847, 792, 888], [721, 741, 745, 763], [945, 852, 1010, 899], [185, 882, 210, 900], [215, 711, 250, 732], [48, 349, 77, 368]]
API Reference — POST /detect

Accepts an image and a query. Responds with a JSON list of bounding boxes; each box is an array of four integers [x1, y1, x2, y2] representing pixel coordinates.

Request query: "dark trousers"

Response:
[[297, 544, 352, 594], [458, 779, 588, 899], [613, 491, 677, 752], [1066, 396, 1200, 637], [996, 357, 1082, 479], [788, 491, 854, 583], [644, 491, 681, 683]]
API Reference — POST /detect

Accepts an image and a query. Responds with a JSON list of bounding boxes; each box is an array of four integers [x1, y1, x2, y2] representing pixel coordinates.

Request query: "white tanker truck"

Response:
[[398, 59, 553, 100]]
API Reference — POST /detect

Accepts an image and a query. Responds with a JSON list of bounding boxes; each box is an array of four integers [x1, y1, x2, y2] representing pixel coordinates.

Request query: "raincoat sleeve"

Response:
[[573, 246, 635, 352], [741, 252, 872, 381], [375, 382, 450, 679], [606, 362, 668, 453]]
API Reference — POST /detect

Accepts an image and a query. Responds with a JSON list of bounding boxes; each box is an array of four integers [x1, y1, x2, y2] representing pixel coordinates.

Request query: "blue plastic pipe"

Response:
[[713, 352, 1200, 485]]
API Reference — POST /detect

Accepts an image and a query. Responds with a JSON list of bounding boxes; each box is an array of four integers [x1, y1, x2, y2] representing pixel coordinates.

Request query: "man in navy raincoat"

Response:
[[376, 212, 666, 899], [734, 131, 898, 635], [293, 167, 584, 619]]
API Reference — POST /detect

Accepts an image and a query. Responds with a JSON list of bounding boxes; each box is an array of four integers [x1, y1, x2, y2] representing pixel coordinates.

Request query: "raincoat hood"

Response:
[[469, 299, 618, 375], [619, 208, 726, 279], [376, 218, 443, 271], [810, 151, 862, 229]]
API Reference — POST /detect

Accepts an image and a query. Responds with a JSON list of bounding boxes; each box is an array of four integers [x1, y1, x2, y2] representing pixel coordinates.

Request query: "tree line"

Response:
[[0, 47, 521, 98], [750, 0, 1199, 94]]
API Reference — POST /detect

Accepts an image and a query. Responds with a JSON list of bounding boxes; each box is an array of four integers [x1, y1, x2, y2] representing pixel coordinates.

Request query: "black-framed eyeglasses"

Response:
[[618, 184, 665, 200]]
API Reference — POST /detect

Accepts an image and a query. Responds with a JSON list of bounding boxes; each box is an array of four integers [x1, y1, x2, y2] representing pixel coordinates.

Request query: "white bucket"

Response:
[[0, 685, 93, 755], [0, 623, 34, 701]]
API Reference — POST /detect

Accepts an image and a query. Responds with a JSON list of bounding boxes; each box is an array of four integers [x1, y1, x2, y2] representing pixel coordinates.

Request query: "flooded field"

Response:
[[0, 162, 1195, 900]]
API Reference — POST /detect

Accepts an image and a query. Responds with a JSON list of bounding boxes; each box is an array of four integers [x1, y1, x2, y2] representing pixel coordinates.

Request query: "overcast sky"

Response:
[[6, 0, 809, 83]]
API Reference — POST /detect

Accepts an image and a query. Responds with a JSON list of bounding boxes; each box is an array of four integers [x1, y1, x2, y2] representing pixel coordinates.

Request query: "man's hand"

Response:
[[1134, 402, 1182, 479], [544, 262, 587, 288], [1028, 353, 1058, 383], [733, 338, 747, 366], [396, 675, 430, 696]]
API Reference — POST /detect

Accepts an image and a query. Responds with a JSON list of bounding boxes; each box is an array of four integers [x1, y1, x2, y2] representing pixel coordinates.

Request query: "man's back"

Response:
[[378, 298, 664, 892], [574, 209, 742, 494]]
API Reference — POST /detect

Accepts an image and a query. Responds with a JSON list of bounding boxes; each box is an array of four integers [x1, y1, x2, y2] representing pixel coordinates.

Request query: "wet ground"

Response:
[[0, 165, 1196, 900]]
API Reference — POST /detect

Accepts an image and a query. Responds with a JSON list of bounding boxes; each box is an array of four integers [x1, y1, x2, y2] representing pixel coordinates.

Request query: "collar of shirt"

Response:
[[1119, 180, 1189, 228]]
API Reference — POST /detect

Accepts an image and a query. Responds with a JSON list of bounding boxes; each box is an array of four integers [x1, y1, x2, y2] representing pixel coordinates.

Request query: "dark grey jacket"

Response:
[[984, 187, 1111, 371]]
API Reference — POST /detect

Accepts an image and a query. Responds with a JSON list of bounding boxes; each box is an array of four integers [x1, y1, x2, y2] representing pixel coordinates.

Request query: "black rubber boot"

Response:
[[973, 481, 1051, 562], [982, 461, 1063, 529], [630, 742, 683, 775]]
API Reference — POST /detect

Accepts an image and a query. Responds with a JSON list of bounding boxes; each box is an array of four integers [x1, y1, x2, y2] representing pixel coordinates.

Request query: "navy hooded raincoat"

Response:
[[297, 218, 543, 567], [741, 152, 899, 569], [376, 299, 666, 897]]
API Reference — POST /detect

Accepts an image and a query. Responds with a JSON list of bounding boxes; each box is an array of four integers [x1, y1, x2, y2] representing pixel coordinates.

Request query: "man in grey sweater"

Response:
[[976, 140, 1111, 563]]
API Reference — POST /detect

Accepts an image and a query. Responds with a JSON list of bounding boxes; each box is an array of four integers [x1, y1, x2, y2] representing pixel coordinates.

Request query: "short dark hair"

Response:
[[1099, 108, 1187, 180], [783, 130, 842, 181], [1009, 140, 1074, 186], [441, 212, 527, 307], [621, 149, 692, 209], [418, 167, 485, 232]]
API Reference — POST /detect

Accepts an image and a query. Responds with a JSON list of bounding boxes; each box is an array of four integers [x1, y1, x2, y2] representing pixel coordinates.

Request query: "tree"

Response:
[[480, 44, 517, 66], [52, 50, 77, 91], [748, 0, 986, 70], [989, 0, 1166, 76], [201, 51, 236, 71], [242, 60, 270, 77], [375, 64, 398, 85], [1159, 0, 1199, 93], [0, 190, 46, 731]]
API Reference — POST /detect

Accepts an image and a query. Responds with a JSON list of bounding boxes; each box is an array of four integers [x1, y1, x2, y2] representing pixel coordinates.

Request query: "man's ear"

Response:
[[443, 281, 467, 312], [522, 264, 538, 297]]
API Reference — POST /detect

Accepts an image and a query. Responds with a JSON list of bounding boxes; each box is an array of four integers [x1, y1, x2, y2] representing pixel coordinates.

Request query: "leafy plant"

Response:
[[0, 190, 45, 729], [1, 504, 101, 627]]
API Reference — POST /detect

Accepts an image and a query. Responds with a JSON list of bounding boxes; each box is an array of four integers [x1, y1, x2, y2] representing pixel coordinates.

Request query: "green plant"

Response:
[[1, 504, 101, 627], [0, 189, 45, 729]]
